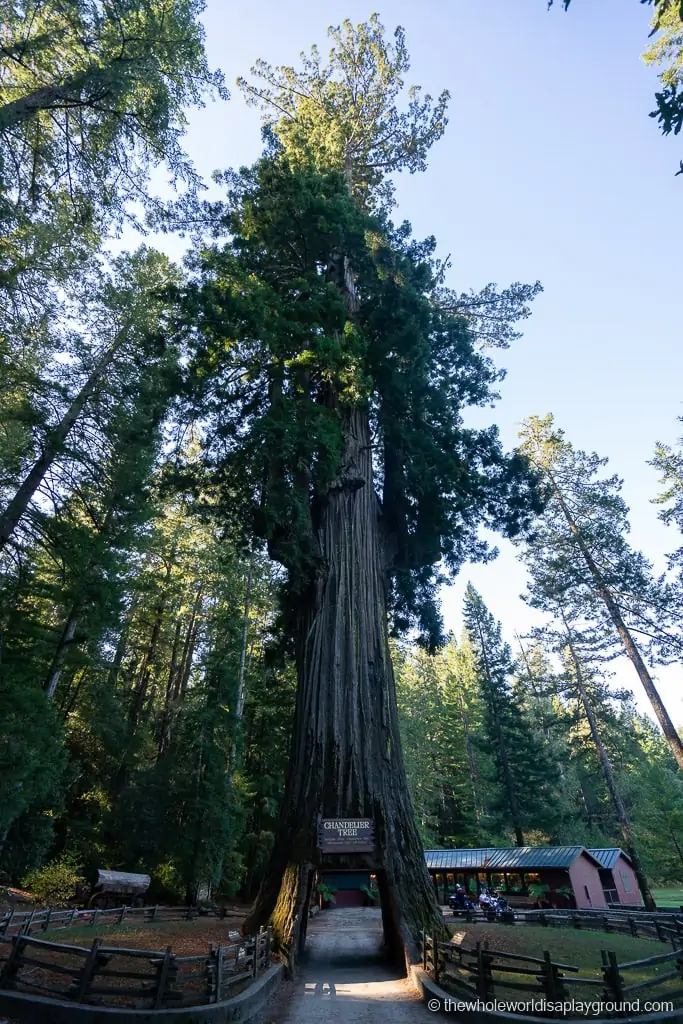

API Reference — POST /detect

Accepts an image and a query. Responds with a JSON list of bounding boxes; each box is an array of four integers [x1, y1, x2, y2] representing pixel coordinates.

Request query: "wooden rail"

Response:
[[0, 903, 224, 939], [522, 909, 683, 945], [0, 926, 272, 1009], [420, 930, 683, 1015]]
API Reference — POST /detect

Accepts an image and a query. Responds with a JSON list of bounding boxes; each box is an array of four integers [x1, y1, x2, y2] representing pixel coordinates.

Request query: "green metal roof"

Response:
[[424, 849, 496, 871], [588, 848, 631, 869], [424, 846, 602, 871]]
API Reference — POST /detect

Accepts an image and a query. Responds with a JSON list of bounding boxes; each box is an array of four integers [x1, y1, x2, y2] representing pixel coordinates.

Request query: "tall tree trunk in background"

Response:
[[174, 586, 203, 702], [0, 339, 123, 551], [562, 619, 655, 909], [550, 476, 683, 771], [157, 617, 183, 759], [44, 603, 80, 700], [229, 560, 253, 772], [243, 404, 445, 969], [128, 556, 175, 731], [458, 691, 481, 822]]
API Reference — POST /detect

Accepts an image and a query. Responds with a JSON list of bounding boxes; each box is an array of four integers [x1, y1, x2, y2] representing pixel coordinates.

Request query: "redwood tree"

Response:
[[185, 18, 544, 968]]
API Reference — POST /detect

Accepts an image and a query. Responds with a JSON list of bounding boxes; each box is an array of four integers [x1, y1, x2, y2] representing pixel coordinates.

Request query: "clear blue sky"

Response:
[[130, 0, 683, 723]]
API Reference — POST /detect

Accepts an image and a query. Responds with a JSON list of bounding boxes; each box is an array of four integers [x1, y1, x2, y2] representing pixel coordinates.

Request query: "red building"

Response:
[[424, 846, 618, 909], [588, 848, 643, 907]]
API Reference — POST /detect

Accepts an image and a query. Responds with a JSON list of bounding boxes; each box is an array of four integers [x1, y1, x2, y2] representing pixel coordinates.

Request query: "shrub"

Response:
[[22, 857, 85, 906]]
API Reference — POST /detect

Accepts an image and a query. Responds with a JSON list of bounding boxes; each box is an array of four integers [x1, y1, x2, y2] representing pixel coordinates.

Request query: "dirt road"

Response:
[[256, 908, 431, 1023]]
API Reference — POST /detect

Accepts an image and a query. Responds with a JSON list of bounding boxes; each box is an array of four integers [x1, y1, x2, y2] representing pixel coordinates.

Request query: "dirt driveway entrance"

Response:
[[256, 907, 430, 1023]]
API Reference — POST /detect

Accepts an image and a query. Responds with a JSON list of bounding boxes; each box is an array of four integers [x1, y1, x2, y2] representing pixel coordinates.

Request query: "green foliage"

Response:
[[463, 586, 563, 845], [0, 0, 226, 232], [238, 15, 449, 211], [315, 882, 337, 904], [22, 856, 85, 906]]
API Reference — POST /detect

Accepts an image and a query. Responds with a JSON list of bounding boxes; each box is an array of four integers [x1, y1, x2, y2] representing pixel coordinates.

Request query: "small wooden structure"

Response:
[[88, 870, 150, 909]]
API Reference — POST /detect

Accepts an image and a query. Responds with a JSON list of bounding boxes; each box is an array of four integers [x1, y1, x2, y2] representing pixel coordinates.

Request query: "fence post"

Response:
[[627, 916, 638, 938], [433, 934, 441, 984], [571, 913, 581, 930], [601, 950, 624, 1004], [75, 937, 103, 1002], [422, 931, 428, 971], [0, 934, 27, 989], [91, 908, 100, 929], [253, 928, 262, 978], [153, 945, 174, 1009], [654, 917, 664, 942], [215, 945, 223, 1004], [1, 910, 14, 937], [119, 905, 127, 926], [22, 909, 36, 936], [475, 941, 493, 999], [602, 915, 611, 934], [69, 907, 78, 929], [42, 908, 52, 932], [539, 950, 567, 1002], [539, 912, 548, 927]]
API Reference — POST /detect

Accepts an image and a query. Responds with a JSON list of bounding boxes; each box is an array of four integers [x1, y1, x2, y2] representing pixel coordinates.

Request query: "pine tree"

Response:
[[518, 414, 683, 770], [462, 585, 561, 846]]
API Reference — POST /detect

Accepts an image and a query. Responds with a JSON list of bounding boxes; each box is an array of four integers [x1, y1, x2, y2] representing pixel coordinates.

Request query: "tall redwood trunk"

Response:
[[243, 404, 445, 969], [229, 560, 253, 772], [562, 619, 655, 909], [550, 476, 683, 771]]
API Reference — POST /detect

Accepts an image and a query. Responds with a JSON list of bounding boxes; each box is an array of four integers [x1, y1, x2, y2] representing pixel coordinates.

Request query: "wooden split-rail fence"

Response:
[[521, 909, 683, 945], [0, 903, 224, 939], [420, 931, 683, 1016], [0, 925, 272, 1009]]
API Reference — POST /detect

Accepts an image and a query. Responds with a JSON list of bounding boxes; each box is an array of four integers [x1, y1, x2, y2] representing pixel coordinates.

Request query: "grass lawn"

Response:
[[444, 922, 683, 1004], [652, 887, 683, 909]]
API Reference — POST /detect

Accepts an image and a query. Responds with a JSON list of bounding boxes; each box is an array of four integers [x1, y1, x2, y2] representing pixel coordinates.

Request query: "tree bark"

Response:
[[562, 619, 655, 909], [550, 476, 683, 771], [229, 560, 253, 772], [243, 404, 445, 971], [0, 64, 136, 132], [44, 602, 80, 700], [0, 339, 122, 551]]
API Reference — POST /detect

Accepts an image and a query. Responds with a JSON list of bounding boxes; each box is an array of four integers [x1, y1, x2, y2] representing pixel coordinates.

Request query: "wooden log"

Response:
[[621, 969, 681, 995], [16, 957, 84, 977], [17, 934, 90, 953], [618, 948, 683, 969]]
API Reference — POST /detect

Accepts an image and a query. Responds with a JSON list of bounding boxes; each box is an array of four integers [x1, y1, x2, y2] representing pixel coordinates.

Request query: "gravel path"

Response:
[[257, 908, 431, 1023]]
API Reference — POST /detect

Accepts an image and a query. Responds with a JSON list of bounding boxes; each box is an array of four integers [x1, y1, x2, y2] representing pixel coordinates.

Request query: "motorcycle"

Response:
[[448, 888, 477, 915], [479, 889, 517, 920]]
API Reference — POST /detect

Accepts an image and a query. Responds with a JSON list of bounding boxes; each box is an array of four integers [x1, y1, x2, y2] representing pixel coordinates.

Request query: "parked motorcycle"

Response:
[[448, 886, 476, 915]]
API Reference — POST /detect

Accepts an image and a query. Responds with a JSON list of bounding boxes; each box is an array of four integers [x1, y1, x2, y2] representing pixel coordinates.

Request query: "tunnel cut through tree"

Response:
[[185, 16, 545, 970]]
